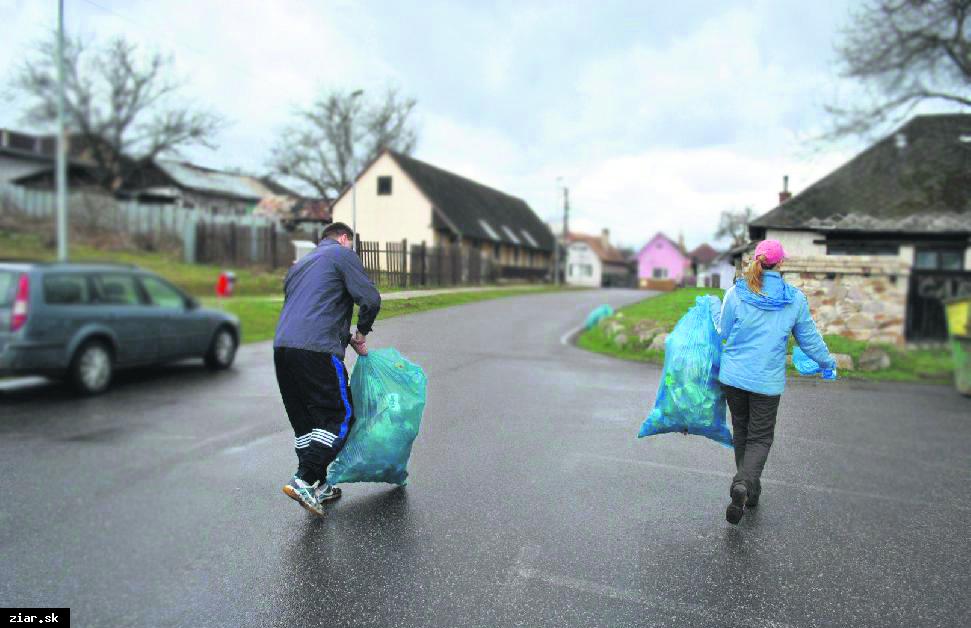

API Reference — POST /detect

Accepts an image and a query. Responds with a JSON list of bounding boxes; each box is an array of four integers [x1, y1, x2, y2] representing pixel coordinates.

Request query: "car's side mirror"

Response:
[[185, 297, 200, 310]]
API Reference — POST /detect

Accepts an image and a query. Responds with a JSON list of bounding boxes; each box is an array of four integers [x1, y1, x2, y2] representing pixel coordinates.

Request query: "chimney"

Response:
[[778, 175, 792, 204], [601, 228, 610, 249]]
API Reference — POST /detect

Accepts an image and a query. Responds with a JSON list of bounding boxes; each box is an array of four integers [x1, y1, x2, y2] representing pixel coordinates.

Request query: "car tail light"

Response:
[[11, 274, 29, 332]]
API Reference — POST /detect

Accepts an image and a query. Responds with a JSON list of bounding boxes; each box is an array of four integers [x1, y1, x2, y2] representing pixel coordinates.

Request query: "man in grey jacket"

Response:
[[274, 222, 381, 516]]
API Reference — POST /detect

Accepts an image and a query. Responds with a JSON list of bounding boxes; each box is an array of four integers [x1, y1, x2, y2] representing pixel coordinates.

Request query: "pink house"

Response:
[[636, 232, 690, 288]]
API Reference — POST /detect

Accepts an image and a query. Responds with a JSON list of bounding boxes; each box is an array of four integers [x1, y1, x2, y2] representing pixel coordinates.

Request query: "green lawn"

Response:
[[578, 288, 954, 384], [1, 230, 286, 296], [207, 286, 570, 344], [0, 229, 534, 299]]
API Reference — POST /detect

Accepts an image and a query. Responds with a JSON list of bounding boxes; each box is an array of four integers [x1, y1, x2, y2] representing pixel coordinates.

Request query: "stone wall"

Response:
[[739, 254, 911, 345]]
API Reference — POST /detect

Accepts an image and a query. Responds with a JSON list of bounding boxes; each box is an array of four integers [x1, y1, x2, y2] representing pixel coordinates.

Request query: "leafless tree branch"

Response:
[[268, 88, 418, 199], [823, 0, 971, 141], [10, 32, 225, 191]]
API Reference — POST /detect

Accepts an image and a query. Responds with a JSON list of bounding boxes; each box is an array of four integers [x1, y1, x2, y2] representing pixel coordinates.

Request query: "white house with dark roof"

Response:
[[748, 113, 971, 342], [750, 114, 971, 272], [329, 149, 554, 277], [565, 230, 632, 287]]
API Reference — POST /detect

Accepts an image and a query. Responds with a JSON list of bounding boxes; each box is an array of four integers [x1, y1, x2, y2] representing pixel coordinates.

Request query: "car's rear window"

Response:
[[43, 274, 93, 305], [0, 271, 17, 307]]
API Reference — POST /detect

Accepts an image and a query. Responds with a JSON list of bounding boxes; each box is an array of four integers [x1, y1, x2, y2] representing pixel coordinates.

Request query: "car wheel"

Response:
[[205, 327, 237, 370], [69, 340, 114, 396]]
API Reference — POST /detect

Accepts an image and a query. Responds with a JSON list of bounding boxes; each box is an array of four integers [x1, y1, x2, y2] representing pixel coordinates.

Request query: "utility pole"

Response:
[[558, 186, 569, 285], [562, 186, 570, 239], [55, 0, 68, 261]]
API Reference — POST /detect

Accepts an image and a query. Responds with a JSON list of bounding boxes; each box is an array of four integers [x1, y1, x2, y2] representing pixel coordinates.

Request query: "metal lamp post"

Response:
[[55, 0, 68, 261], [349, 89, 363, 250]]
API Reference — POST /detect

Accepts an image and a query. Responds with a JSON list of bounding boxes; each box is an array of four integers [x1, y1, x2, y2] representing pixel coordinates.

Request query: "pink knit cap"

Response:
[[753, 239, 786, 265]]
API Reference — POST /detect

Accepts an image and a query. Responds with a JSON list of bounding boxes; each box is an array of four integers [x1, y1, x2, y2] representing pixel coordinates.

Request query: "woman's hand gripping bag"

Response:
[[326, 348, 428, 486], [638, 295, 733, 448]]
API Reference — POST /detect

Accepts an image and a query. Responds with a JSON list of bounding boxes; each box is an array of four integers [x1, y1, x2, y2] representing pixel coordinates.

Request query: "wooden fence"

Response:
[[0, 181, 314, 268], [192, 221, 314, 269], [356, 237, 498, 288]]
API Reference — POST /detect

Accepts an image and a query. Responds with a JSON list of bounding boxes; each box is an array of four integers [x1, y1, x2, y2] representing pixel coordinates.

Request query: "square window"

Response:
[[377, 176, 392, 195], [915, 251, 938, 270], [941, 250, 964, 270]]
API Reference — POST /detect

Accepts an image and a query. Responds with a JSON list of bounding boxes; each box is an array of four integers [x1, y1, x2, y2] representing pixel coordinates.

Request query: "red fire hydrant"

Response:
[[216, 271, 236, 298]]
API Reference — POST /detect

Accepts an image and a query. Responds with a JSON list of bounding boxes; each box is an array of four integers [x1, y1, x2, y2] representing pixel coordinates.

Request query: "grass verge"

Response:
[[206, 286, 570, 344], [577, 288, 954, 384], [1, 230, 286, 296], [1, 229, 533, 299]]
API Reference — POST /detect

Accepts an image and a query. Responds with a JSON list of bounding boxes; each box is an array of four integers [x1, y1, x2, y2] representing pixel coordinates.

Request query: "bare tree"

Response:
[[715, 207, 754, 247], [825, 0, 971, 139], [269, 89, 418, 199], [12, 33, 224, 191]]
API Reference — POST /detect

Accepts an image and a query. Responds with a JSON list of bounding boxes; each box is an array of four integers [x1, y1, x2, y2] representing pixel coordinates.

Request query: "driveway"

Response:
[[1, 288, 968, 627]]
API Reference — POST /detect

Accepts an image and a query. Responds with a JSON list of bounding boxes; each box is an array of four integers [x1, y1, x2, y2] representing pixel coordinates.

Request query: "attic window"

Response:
[[478, 219, 500, 240], [520, 229, 539, 248], [501, 225, 521, 244], [377, 176, 392, 195]]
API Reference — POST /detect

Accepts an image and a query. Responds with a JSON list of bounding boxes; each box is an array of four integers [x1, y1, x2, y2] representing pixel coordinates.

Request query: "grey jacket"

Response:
[[273, 239, 381, 358]]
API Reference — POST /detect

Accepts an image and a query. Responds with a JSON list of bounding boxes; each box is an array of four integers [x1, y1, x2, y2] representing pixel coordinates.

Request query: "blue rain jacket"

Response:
[[712, 272, 834, 396]]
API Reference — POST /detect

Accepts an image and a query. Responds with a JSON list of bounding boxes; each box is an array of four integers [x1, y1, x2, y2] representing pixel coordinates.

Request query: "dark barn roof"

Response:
[[751, 114, 971, 234], [688, 243, 720, 265], [388, 151, 555, 252]]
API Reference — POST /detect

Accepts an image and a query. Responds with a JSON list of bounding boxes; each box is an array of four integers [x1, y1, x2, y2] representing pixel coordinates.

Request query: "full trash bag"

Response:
[[326, 348, 428, 486], [638, 295, 733, 448], [792, 346, 821, 375], [584, 304, 615, 330]]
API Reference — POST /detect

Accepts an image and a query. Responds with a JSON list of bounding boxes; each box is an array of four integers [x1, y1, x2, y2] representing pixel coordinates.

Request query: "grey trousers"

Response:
[[722, 384, 782, 496]]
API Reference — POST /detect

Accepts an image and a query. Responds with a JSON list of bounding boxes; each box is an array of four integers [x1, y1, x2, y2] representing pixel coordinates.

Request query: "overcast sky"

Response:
[[0, 0, 891, 250]]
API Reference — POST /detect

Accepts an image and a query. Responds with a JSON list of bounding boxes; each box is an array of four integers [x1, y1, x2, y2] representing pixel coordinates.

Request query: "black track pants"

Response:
[[722, 384, 782, 497], [274, 347, 355, 485]]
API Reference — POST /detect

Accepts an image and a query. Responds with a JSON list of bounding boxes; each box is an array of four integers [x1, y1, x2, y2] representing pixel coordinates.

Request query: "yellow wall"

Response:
[[330, 152, 436, 246]]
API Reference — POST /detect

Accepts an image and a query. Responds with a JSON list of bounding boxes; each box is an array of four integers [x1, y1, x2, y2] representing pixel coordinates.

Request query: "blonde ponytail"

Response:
[[744, 255, 766, 294]]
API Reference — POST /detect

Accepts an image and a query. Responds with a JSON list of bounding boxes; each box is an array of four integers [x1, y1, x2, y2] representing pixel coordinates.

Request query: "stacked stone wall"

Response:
[[786, 257, 909, 345], [740, 254, 911, 345]]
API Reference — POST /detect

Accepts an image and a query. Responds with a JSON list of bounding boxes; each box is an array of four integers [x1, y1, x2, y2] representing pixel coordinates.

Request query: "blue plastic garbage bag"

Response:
[[584, 304, 614, 330], [638, 295, 733, 448], [792, 346, 821, 375], [326, 348, 428, 486]]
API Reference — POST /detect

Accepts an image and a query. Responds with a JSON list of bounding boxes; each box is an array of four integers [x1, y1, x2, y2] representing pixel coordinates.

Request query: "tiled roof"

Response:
[[389, 151, 554, 251], [751, 114, 971, 233], [566, 232, 626, 263], [688, 243, 720, 264]]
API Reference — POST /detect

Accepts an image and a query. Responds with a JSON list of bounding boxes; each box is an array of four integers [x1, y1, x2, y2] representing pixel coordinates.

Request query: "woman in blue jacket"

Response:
[[714, 240, 836, 524]]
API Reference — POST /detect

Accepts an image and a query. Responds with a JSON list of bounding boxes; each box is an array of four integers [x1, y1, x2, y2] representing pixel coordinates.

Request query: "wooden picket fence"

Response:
[[355, 237, 496, 288]]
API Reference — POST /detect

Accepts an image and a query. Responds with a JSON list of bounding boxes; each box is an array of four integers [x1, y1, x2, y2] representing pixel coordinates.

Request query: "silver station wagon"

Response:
[[0, 262, 240, 395]]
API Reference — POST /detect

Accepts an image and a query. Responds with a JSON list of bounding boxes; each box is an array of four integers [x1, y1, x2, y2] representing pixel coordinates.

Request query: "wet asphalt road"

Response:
[[1, 288, 969, 628]]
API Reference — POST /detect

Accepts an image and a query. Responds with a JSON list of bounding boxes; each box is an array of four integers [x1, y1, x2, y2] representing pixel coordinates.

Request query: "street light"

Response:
[[350, 89, 364, 251], [55, 0, 68, 261]]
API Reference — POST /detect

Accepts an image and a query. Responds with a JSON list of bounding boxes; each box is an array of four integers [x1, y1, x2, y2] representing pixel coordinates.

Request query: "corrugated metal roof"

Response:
[[156, 160, 275, 200]]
